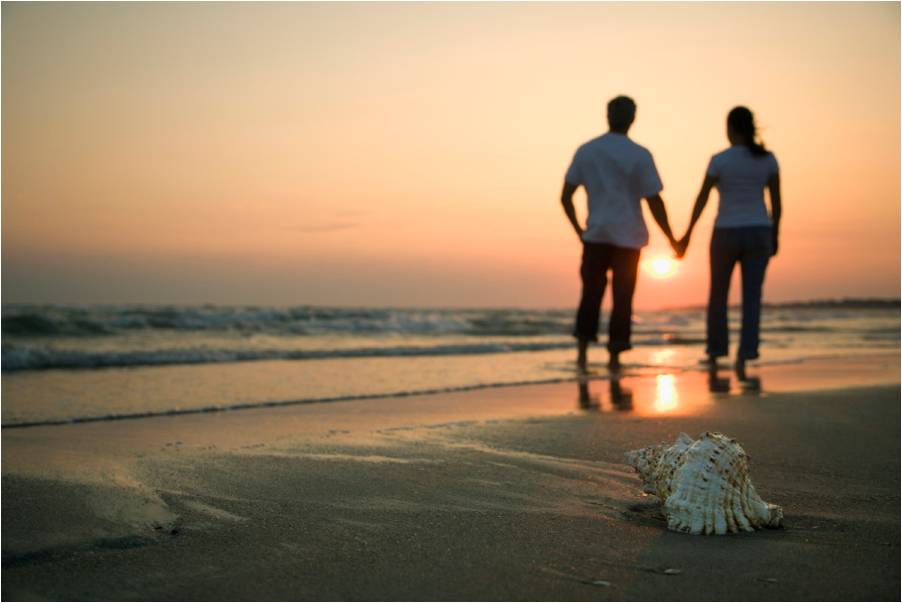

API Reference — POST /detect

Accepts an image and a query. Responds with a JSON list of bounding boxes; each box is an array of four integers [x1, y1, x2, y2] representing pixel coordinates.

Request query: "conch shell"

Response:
[[625, 432, 783, 535]]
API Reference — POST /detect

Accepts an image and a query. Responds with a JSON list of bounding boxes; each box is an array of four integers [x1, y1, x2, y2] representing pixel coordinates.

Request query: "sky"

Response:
[[3, 2, 899, 309]]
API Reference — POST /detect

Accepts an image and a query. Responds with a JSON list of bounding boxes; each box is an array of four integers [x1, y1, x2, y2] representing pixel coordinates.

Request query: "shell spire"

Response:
[[626, 432, 783, 535]]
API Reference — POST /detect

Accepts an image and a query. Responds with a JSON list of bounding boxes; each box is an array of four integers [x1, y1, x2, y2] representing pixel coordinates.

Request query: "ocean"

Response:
[[2, 302, 898, 426]]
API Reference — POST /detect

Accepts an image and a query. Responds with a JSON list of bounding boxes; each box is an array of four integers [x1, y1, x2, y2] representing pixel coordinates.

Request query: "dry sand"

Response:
[[2, 355, 900, 600]]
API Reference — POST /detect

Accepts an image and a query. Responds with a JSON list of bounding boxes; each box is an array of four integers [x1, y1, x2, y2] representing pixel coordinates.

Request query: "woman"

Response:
[[677, 106, 782, 376]]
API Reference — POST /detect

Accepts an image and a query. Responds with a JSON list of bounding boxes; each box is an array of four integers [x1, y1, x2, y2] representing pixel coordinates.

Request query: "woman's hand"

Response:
[[771, 230, 779, 257]]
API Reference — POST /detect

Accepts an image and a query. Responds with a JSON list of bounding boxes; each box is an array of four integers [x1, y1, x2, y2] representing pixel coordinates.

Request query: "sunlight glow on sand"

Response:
[[653, 374, 680, 413]]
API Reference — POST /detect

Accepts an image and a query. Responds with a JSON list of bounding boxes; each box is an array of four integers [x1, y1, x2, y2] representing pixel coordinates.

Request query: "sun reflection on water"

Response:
[[654, 373, 679, 412]]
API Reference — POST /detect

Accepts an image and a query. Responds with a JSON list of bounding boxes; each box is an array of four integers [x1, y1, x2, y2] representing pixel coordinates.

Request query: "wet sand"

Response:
[[2, 355, 900, 600]]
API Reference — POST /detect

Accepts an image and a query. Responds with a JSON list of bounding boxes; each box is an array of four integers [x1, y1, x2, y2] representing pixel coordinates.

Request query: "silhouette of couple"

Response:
[[561, 96, 782, 376]]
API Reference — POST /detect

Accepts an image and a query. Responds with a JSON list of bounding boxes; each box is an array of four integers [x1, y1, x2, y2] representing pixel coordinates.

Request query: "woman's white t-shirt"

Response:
[[707, 146, 779, 228]]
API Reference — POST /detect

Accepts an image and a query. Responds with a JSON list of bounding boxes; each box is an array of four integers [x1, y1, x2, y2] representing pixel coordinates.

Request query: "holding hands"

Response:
[[669, 233, 690, 259]]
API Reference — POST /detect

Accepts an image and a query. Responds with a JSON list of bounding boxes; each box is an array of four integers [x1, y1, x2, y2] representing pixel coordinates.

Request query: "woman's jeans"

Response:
[[707, 226, 772, 360], [574, 242, 640, 352]]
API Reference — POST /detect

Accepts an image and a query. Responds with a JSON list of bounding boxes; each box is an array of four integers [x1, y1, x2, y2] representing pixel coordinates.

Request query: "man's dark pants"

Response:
[[573, 241, 640, 352]]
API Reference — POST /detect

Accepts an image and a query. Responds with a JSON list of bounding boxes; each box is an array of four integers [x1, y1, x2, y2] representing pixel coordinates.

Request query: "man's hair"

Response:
[[607, 96, 636, 131]]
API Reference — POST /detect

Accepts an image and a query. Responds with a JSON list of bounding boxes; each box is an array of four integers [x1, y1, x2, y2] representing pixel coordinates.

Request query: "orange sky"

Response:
[[3, 2, 899, 308]]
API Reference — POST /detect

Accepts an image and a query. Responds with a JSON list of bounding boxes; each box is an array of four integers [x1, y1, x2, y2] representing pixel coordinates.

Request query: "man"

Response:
[[561, 95, 678, 371]]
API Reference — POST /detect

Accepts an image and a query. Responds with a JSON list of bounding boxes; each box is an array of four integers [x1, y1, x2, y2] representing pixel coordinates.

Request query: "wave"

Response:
[[2, 305, 575, 338], [1, 341, 575, 371], [6, 303, 898, 339], [1, 334, 723, 372], [3, 304, 895, 371]]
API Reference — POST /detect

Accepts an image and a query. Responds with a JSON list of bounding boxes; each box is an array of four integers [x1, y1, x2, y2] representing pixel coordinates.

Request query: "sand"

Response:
[[2, 355, 900, 600]]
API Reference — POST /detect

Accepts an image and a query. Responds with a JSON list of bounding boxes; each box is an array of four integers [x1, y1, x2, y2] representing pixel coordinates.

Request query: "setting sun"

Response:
[[643, 256, 679, 279]]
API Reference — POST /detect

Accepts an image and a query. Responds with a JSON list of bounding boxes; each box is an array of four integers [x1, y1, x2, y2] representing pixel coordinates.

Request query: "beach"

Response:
[[4, 1, 900, 600], [2, 354, 899, 601]]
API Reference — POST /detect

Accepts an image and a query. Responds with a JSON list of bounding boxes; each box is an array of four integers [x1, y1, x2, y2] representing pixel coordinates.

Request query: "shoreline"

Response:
[[3, 352, 897, 430], [2, 354, 899, 600]]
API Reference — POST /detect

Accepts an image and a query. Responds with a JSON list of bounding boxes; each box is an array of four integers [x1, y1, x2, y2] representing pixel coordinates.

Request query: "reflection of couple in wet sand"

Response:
[[579, 377, 634, 412], [561, 95, 782, 380]]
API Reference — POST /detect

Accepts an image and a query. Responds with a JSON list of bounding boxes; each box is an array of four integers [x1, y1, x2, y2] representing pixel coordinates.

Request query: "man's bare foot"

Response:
[[577, 339, 588, 372], [734, 357, 747, 380], [608, 352, 621, 371]]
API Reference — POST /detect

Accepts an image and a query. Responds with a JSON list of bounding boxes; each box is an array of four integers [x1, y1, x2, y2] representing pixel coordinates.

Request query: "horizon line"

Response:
[[2, 296, 899, 313]]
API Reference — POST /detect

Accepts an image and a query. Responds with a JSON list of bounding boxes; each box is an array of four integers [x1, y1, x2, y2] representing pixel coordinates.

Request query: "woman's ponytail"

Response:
[[728, 106, 768, 157]]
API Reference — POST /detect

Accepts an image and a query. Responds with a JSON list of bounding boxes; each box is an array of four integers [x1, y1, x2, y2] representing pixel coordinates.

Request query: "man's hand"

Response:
[[645, 194, 678, 254], [771, 230, 779, 257], [561, 181, 584, 241]]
